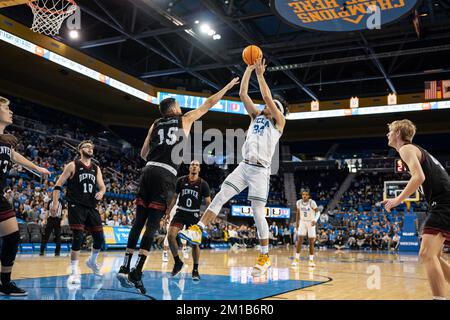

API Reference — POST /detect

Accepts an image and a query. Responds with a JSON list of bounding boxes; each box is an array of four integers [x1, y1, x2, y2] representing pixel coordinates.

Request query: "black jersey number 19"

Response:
[[157, 127, 178, 146], [83, 183, 93, 193]]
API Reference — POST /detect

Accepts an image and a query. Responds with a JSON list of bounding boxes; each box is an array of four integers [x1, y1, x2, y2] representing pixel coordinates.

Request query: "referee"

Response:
[[40, 199, 63, 256]]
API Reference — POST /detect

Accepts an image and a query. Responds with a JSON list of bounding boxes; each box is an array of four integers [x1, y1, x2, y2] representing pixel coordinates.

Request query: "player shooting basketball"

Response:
[[179, 57, 288, 276]]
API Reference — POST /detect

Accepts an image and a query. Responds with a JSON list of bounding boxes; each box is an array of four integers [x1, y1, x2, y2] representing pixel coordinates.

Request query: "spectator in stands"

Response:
[[107, 215, 120, 227], [228, 226, 239, 246], [347, 229, 357, 249], [371, 229, 382, 250], [334, 231, 346, 250], [318, 230, 328, 249], [282, 225, 291, 246], [270, 222, 278, 243], [356, 229, 366, 249], [381, 232, 391, 250], [327, 230, 336, 247], [391, 233, 400, 251]]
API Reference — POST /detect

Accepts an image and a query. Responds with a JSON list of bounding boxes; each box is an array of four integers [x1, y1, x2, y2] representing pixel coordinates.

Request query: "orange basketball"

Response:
[[242, 45, 263, 65]]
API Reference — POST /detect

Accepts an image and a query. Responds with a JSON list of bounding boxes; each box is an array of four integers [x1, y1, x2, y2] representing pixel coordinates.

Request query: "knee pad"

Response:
[[71, 230, 83, 251], [1, 231, 20, 267], [251, 201, 269, 239], [92, 231, 104, 250], [208, 186, 237, 215]]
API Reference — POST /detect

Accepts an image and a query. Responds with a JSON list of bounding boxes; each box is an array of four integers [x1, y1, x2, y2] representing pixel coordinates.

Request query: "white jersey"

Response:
[[297, 199, 318, 222], [242, 114, 282, 168]]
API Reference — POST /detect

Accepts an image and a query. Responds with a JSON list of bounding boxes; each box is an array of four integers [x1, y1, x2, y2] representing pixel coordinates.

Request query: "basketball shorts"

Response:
[[422, 202, 450, 245], [170, 209, 200, 230], [137, 164, 177, 211], [222, 162, 270, 203], [68, 202, 103, 232], [0, 196, 15, 223], [298, 220, 316, 238]]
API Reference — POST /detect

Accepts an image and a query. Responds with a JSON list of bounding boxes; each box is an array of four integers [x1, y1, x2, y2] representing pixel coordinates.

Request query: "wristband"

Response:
[[54, 186, 62, 191]]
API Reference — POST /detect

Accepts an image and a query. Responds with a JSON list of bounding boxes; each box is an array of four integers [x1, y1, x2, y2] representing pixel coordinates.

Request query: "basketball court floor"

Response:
[[0, 247, 439, 300]]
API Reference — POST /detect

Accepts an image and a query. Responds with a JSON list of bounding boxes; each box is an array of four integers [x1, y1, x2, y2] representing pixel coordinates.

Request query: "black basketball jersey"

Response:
[[0, 142, 12, 189], [176, 176, 210, 216], [405, 145, 450, 205], [66, 160, 98, 208], [147, 116, 184, 171]]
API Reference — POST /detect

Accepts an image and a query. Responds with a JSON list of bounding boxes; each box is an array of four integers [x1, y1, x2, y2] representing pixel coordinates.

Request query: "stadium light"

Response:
[[213, 34, 221, 40], [69, 30, 79, 39], [200, 24, 210, 34]]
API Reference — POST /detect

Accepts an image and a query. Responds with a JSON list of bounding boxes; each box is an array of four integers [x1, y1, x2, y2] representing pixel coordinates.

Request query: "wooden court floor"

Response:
[[11, 246, 449, 300]]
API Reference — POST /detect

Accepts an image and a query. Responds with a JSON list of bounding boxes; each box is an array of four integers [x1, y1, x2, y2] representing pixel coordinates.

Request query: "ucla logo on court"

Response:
[[271, 0, 421, 32]]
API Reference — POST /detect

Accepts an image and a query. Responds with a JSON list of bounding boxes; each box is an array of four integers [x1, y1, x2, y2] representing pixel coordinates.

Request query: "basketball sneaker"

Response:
[[0, 282, 28, 296], [86, 259, 103, 276], [128, 268, 146, 295], [251, 253, 271, 277], [192, 270, 201, 282], [171, 260, 184, 277], [178, 225, 202, 245], [162, 250, 169, 262], [291, 258, 300, 267], [67, 273, 81, 285], [117, 266, 133, 288]]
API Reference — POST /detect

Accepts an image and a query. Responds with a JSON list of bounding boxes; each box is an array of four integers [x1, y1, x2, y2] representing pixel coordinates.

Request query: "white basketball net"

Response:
[[28, 0, 77, 36]]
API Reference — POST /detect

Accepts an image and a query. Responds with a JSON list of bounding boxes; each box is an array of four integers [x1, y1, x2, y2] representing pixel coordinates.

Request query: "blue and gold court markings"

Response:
[[0, 269, 327, 300]]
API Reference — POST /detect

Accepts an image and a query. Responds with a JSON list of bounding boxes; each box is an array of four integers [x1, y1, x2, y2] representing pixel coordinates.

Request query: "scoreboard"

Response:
[[394, 159, 408, 173], [231, 205, 290, 219]]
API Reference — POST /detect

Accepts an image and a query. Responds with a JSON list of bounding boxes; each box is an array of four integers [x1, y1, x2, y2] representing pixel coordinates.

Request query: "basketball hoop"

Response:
[[28, 0, 77, 36]]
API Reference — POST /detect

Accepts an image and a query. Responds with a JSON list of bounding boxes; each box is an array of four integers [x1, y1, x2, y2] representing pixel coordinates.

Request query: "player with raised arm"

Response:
[[179, 58, 287, 276], [0, 97, 50, 296], [117, 77, 239, 294], [52, 140, 106, 285], [292, 190, 320, 267], [383, 119, 450, 300]]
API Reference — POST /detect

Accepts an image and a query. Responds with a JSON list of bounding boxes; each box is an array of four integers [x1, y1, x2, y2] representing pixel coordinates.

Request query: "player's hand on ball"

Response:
[[382, 197, 401, 213], [246, 64, 256, 72], [255, 58, 267, 76], [0, 134, 18, 148], [95, 192, 104, 200], [37, 166, 51, 177], [226, 77, 240, 90]]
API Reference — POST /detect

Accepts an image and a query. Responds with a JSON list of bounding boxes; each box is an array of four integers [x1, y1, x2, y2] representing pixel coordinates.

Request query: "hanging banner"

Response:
[[271, 0, 421, 32]]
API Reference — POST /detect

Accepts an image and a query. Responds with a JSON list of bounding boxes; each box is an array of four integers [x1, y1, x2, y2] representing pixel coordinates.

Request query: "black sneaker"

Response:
[[0, 282, 28, 296], [128, 268, 146, 295], [192, 270, 201, 282], [55, 252, 60, 257], [39, 252, 44, 256], [117, 266, 133, 288], [171, 260, 184, 277]]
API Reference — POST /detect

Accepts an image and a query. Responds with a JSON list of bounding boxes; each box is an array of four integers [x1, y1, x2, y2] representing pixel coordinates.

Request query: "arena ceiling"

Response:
[[2, 0, 450, 104]]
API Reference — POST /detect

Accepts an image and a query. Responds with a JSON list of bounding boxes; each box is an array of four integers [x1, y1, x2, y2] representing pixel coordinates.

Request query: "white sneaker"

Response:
[[308, 260, 316, 267], [162, 251, 169, 262], [68, 273, 81, 285], [251, 254, 271, 277], [291, 258, 300, 267], [182, 247, 189, 259], [86, 259, 103, 276]]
